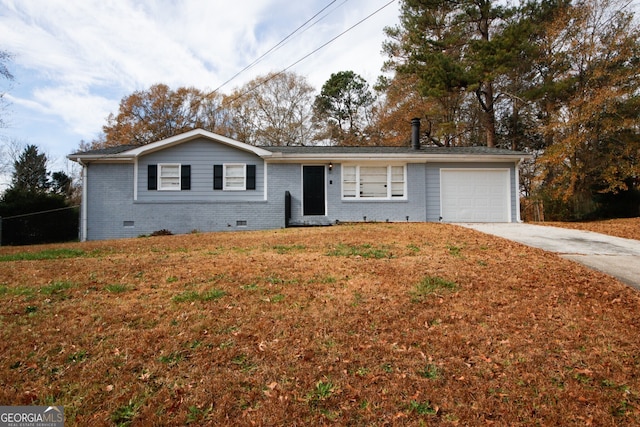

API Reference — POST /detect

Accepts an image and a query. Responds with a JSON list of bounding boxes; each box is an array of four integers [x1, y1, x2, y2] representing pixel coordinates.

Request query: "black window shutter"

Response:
[[148, 165, 157, 190], [213, 165, 223, 190], [181, 165, 191, 190], [246, 165, 256, 190]]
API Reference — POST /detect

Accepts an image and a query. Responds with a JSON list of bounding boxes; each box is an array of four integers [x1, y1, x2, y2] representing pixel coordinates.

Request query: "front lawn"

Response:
[[0, 223, 638, 425]]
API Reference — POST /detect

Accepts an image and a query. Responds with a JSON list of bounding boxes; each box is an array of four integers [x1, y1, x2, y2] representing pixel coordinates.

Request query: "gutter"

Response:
[[266, 153, 530, 163], [78, 159, 88, 242]]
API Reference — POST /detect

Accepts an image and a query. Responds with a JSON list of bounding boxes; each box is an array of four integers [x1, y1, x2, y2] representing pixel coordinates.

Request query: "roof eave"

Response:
[[67, 154, 136, 163], [68, 129, 274, 163], [266, 153, 531, 163]]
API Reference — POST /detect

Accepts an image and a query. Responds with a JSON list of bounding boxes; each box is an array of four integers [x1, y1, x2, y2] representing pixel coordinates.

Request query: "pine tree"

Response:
[[313, 71, 375, 146], [10, 144, 49, 194], [384, 0, 523, 147]]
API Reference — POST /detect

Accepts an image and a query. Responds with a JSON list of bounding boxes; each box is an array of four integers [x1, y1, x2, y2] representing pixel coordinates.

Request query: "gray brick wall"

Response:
[[85, 162, 286, 241]]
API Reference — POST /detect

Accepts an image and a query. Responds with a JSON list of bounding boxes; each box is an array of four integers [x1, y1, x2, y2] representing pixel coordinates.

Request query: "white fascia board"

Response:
[[266, 153, 529, 163], [125, 129, 273, 158], [422, 155, 530, 163], [67, 155, 135, 163]]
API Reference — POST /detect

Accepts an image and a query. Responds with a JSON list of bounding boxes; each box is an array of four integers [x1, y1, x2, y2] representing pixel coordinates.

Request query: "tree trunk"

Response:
[[476, 82, 496, 148]]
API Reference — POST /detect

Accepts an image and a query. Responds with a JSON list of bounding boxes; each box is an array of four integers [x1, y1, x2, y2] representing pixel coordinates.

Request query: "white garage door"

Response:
[[440, 169, 511, 222]]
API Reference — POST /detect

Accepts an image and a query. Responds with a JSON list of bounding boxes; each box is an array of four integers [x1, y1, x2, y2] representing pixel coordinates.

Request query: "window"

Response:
[[342, 166, 357, 198], [360, 166, 388, 198], [224, 164, 246, 190], [214, 164, 256, 191], [147, 164, 190, 191], [342, 164, 406, 199], [158, 163, 180, 190]]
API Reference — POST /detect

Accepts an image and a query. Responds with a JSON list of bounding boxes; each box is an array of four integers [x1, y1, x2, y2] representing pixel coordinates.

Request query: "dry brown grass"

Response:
[[544, 217, 640, 241], [1, 223, 639, 426]]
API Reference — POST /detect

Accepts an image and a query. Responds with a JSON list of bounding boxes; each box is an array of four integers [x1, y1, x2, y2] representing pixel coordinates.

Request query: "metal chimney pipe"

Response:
[[411, 118, 421, 150]]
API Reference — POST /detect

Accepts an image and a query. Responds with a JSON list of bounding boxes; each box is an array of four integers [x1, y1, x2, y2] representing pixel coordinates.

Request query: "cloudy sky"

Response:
[[0, 0, 401, 181]]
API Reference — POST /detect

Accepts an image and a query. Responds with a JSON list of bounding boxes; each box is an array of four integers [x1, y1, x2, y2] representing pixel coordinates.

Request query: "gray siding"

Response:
[[137, 138, 265, 202], [425, 162, 518, 222]]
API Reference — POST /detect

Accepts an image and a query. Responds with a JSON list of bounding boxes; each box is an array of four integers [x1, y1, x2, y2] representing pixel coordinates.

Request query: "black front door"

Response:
[[303, 166, 326, 216]]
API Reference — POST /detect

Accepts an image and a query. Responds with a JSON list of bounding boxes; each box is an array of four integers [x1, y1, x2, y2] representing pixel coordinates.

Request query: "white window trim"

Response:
[[223, 163, 247, 191], [158, 163, 181, 191], [341, 164, 407, 200]]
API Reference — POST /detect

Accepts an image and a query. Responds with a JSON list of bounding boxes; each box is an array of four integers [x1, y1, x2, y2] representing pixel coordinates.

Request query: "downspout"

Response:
[[516, 158, 523, 223], [78, 159, 88, 241]]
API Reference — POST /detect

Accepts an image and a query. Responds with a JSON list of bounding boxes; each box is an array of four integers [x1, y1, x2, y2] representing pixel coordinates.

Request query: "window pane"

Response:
[[226, 165, 244, 177], [391, 166, 404, 181], [160, 164, 179, 176], [360, 166, 387, 198], [342, 166, 357, 197], [226, 178, 244, 188], [160, 177, 180, 188], [391, 182, 404, 197], [391, 166, 404, 197]]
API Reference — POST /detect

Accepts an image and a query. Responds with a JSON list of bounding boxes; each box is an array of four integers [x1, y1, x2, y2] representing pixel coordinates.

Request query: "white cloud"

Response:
[[0, 0, 400, 162], [29, 87, 115, 135]]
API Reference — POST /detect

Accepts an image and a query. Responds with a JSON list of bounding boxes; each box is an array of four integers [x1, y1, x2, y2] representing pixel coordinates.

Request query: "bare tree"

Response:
[[0, 50, 14, 129], [226, 72, 316, 146]]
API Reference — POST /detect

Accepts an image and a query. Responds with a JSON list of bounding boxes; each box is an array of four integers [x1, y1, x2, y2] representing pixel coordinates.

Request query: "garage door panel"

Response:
[[441, 169, 510, 222]]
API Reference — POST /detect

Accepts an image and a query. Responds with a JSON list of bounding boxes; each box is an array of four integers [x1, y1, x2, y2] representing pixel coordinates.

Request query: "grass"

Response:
[[411, 275, 458, 302], [0, 281, 77, 299], [0, 248, 85, 262], [42, 281, 76, 295], [1, 222, 639, 426], [158, 352, 184, 365], [306, 380, 335, 407], [418, 363, 440, 379], [172, 288, 227, 303], [104, 284, 131, 293], [326, 243, 392, 258], [271, 244, 306, 254], [111, 400, 139, 426], [408, 399, 437, 415]]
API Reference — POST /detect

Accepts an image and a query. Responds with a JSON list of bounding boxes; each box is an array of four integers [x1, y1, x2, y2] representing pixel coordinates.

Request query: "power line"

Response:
[[283, 0, 396, 75], [224, 0, 397, 105], [1, 205, 79, 220], [210, 0, 342, 94], [277, 0, 350, 50]]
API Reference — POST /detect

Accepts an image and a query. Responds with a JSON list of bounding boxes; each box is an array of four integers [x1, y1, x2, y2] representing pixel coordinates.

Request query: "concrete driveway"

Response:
[[459, 223, 640, 290]]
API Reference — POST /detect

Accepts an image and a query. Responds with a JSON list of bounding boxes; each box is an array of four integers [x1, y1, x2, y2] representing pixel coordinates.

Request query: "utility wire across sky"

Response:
[[210, 0, 345, 95], [217, 0, 397, 104]]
